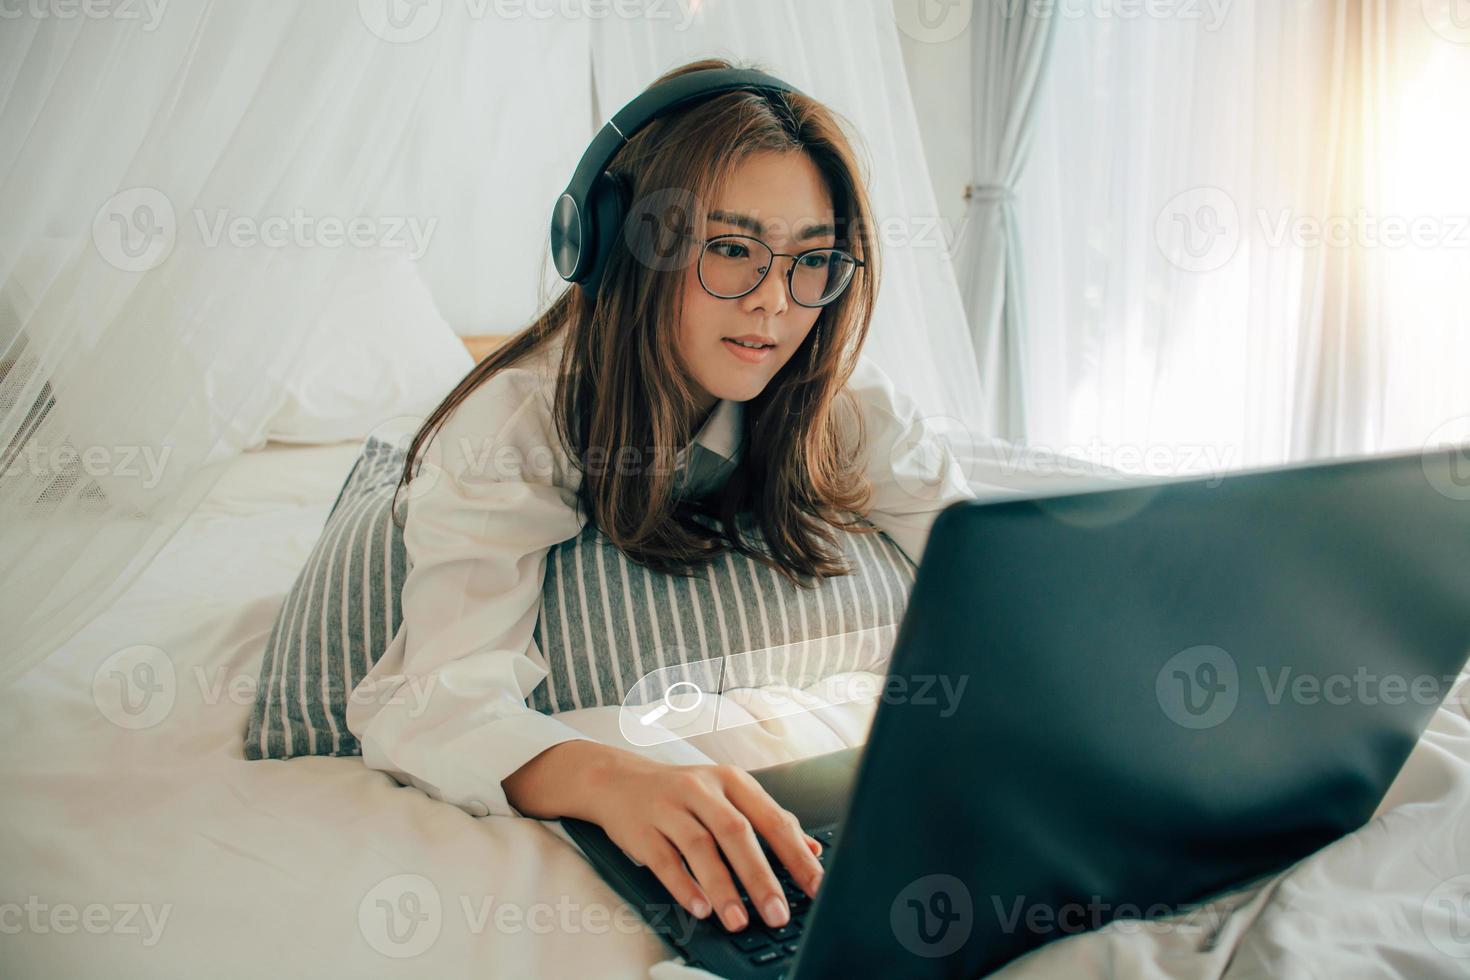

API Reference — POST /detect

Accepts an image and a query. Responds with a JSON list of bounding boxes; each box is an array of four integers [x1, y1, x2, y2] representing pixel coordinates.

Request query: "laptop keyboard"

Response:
[[721, 824, 837, 971]]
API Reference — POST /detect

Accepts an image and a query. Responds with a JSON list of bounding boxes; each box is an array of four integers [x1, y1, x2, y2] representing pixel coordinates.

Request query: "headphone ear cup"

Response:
[[581, 170, 631, 300]]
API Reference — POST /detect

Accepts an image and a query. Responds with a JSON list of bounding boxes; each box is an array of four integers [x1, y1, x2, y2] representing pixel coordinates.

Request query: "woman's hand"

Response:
[[504, 740, 825, 933]]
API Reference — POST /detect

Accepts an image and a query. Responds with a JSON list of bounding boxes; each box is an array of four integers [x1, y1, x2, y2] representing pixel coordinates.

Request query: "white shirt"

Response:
[[345, 333, 976, 818]]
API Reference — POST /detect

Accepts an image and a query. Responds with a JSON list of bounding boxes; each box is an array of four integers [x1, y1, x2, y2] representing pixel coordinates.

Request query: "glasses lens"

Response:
[[791, 249, 857, 306], [700, 236, 773, 298]]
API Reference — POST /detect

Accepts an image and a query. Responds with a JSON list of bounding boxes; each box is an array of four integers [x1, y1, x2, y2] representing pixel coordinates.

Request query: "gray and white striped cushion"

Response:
[[245, 437, 917, 759], [527, 512, 916, 714], [244, 436, 409, 759]]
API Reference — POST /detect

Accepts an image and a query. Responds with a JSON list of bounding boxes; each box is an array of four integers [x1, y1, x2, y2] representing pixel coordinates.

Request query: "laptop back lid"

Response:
[[793, 447, 1470, 978]]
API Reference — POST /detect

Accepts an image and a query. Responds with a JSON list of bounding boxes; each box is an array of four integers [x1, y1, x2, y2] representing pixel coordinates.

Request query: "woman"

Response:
[[346, 57, 974, 938]]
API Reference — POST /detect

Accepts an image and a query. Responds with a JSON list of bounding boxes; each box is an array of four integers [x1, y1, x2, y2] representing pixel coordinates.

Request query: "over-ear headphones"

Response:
[[549, 67, 804, 301]]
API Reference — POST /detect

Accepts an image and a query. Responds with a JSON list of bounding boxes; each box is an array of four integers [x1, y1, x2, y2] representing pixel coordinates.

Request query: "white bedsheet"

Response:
[[2, 441, 1467, 979]]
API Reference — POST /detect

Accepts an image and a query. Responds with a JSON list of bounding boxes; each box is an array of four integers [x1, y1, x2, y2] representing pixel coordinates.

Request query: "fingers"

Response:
[[636, 831, 714, 923], [640, 765, 825, 935], [664, 809, 749, 932], [685, 790, 791, 931], [724, 767, 826, 900]]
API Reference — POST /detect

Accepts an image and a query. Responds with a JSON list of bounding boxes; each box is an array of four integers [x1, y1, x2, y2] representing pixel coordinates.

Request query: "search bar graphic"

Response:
[[616, 624, 897, 746]]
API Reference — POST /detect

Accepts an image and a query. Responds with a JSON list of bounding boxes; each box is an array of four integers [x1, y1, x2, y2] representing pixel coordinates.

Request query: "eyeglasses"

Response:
[[695, 233, 864, 308]]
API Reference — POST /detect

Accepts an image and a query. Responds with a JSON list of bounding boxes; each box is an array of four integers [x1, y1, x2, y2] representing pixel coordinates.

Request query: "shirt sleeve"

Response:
[[841, 352, 978, 567], [345, 366, 593, 819]]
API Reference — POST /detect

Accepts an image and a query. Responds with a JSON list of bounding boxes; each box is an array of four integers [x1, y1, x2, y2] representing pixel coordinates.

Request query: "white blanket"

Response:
[[2, 441, 1466, 979]]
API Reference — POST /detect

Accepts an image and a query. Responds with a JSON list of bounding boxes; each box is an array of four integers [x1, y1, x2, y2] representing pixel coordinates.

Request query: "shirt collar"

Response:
[[671, 399, 743, 500], [682, 398, 743, 464]]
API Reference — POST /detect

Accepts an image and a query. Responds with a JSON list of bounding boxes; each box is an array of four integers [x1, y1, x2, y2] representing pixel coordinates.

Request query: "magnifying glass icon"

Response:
[[638, 680, 706, 727]]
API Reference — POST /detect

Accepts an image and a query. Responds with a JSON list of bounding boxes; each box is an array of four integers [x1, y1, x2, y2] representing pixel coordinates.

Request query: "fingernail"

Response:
[[808, 869, 824, 895], [724, 903, 747, 931], [691, 897, 711, 919], [764, 896, 789, 927]]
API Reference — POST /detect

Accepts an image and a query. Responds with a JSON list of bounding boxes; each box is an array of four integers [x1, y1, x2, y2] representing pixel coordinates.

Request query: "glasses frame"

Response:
[[694, 232, 865, 308]]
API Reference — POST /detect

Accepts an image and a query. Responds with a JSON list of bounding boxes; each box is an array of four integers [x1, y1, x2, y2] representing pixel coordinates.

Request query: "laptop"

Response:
[[562, 445, 1470, 978]]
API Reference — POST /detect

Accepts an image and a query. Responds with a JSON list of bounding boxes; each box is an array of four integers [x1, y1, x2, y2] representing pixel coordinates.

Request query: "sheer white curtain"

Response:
[[1011, 0, 1470, 475], [953, 1, 1057, 442], [591, 0, 989, 436], [0, 2, 590, 685]]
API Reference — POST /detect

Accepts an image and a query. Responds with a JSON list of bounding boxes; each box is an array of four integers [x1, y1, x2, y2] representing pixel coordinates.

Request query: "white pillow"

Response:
[[261, 250, 473, 446]]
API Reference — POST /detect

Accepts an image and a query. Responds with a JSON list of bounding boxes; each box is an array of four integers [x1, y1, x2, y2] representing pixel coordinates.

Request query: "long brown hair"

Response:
[[392, 56, 885, 588]]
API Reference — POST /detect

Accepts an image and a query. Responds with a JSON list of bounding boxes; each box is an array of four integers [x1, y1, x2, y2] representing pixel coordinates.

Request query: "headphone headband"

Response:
[[550, 67, 804, 294]]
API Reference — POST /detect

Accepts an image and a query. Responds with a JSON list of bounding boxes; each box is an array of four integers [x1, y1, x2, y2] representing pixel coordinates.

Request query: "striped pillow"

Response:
[[244, 435, 409, 759], [527, 513, 916, 714], [245, 437, 917, 759]]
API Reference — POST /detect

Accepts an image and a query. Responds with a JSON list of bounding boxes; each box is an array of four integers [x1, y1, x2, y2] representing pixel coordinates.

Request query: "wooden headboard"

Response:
[[461, 334, 511, 364]]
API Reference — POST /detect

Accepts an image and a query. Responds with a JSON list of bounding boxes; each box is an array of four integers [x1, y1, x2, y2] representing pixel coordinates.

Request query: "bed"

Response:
[[3, 345, 1468, 979]]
